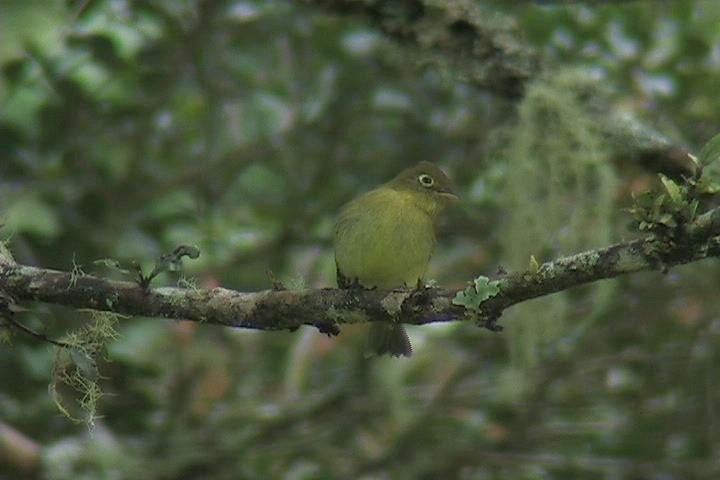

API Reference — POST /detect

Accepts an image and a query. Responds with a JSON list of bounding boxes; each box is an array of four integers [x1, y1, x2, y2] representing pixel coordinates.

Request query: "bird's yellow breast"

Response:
[[334, 187, 437, 289]]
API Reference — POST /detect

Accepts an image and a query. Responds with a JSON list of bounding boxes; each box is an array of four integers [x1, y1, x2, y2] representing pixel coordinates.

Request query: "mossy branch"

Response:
[[301, 0, 539, 98], [305, 1, 697, 177], [1, 203, 720, 333]]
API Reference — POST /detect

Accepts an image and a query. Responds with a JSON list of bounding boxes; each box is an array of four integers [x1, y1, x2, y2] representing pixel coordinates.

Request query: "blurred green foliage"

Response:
[[2, 0, 720, 479]]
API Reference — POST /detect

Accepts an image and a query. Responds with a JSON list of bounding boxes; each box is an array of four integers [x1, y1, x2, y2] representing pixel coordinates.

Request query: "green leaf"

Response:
[[657, 213, 676, 228], [659, 174, 682, 204], [652, 193, 666, 214], [452, 276, 501, 312], [698, 177, 720, 194], [697, 132, 720, 166], [684, 200, 699, 222]]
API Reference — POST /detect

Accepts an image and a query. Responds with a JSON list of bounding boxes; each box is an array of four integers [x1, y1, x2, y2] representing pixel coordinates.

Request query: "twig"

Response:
[[1, 313, 72, 349], [135, 245, 201, 290]]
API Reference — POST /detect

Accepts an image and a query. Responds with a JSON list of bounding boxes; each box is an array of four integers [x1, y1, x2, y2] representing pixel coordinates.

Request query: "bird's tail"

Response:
[[368, 322, 412, 357]]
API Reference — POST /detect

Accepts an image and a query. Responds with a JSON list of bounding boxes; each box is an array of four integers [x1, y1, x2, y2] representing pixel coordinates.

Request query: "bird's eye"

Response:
[[418, 174, 434, 187]]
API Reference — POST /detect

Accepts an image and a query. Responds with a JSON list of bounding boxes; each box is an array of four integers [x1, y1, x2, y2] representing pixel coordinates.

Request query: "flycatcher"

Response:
[[334, 162, 457, 357]]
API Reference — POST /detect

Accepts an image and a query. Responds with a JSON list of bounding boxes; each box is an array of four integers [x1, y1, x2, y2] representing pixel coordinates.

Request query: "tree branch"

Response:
[[304, 0, 697, 177], [1, 313, 72, 348], [301, 0, 539, 98], [1, 204, 719, 333]]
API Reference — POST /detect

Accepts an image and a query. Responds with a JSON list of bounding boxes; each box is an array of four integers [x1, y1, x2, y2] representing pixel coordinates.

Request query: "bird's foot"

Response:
[[399, 279, 434, 316], [337, 269, 372, 290], [409, 278, 432, 301]]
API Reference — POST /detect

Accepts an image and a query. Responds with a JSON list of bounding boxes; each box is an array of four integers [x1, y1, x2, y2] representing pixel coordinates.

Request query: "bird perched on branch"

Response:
[[334, 162, 458, 357]]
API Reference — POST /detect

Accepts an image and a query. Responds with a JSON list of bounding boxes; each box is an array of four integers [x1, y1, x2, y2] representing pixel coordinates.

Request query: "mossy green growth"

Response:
[[177, 275, 199, 292], [50, 310, 120, 428], [697, 132, 720, 166], [285, 275, 308, 291], [452, 276, 500, 314], [500, 68, 618, 368], [628, 175, 699, 232], [695, 132, 720, 194]]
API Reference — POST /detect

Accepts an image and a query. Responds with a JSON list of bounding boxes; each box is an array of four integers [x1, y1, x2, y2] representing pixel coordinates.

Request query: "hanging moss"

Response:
[[501, 68, 618, 369], [49, 310, 121, 427]]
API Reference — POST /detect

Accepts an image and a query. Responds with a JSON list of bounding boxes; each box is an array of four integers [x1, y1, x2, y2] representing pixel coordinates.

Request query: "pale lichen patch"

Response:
[[380, 291, 410, 317], [28, 278, 44, 292], [616, 245, 650, 273], [431, 296, 452, 313]]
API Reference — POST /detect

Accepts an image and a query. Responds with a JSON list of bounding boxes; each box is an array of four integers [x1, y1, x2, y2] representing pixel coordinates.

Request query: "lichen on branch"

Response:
[[1, 201, 720, 334], [302, 0, 539, 97]]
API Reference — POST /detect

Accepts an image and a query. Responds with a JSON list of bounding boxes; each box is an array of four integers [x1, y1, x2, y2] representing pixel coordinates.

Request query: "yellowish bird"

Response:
[[334, 162, 457, 357]]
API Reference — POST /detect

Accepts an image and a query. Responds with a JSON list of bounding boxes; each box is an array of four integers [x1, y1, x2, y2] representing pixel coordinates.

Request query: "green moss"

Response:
[[500, 68, 618, 368], [177, 276, 199, 292], [49, 311, 120, 428]]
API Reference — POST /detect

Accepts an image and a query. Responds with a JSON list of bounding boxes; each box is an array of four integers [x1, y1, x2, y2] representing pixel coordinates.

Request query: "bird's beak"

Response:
[[439, 188, 460, 202]]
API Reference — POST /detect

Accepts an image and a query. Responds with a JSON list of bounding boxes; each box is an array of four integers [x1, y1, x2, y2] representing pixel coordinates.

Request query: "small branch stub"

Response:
[[135, 245, 201, 290]]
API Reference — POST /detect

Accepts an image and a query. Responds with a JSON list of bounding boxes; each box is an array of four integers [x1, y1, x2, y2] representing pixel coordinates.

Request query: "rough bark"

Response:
[[1, 205, 719, 332], [301, 0, 539, 98]]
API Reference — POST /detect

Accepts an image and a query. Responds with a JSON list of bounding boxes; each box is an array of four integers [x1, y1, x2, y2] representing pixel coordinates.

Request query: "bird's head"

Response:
[[387, 161, 459, 215]]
